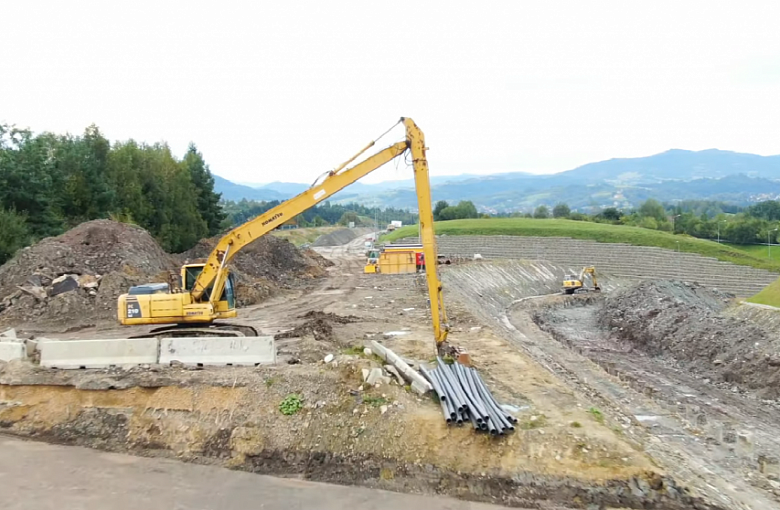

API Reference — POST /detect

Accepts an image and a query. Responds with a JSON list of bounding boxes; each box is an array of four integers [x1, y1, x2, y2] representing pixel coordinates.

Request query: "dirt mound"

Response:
[[0, 220, 175, 298], [312, 228, 361, 247], [0, 220, 178, 328], [181, 235, 331, 284], [276, 311, 359, 341], [599, 280, 780, 398]]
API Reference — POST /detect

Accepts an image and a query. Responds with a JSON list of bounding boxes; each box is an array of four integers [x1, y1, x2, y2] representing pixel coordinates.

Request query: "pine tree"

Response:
[[182, 143, 225, 236]]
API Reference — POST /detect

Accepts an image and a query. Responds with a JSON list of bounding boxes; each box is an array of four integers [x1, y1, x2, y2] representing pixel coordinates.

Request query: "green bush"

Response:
[[279, 394, 303, 415]]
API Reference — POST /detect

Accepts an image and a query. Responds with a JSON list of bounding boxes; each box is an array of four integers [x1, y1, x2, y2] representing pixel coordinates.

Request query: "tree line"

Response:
[[221, 199, 419, 229], [509, 198, 780, 245], [0, 123, 224, 263], [5, 121, 779, 265]]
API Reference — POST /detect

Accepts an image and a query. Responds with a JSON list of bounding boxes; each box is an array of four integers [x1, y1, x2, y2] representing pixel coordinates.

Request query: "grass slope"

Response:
[[747, 278, 780, 307], [383, 218, 780, 272], [724, 243, 780, 263]]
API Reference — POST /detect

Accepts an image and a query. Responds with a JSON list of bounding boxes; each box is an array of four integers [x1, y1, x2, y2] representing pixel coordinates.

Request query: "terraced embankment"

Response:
[[397, 235, 778, 296], [441, 259, 780, 509]]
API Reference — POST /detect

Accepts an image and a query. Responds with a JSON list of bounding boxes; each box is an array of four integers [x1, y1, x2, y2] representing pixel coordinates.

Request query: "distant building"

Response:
[[277, 218, 298, 230]]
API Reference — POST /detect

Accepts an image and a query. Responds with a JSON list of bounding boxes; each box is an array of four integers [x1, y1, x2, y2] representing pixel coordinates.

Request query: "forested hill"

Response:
[[0, 123, 224, 263]]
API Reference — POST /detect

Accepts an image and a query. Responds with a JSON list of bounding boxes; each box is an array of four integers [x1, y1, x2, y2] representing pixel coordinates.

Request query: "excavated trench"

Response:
[[441, 260, 780, 509]]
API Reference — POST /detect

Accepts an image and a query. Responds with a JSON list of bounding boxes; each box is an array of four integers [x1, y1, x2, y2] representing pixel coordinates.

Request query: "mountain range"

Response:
[[214, 149, 780, 213]]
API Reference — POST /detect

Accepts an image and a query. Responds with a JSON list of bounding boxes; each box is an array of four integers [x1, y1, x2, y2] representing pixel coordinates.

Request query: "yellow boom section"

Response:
[[189, 117, 449, 345], [191, 140, 406, 303], [406, 118, 449, 345]]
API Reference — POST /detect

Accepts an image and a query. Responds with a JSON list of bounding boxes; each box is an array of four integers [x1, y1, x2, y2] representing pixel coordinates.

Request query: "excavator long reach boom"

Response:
[[186, 118, 448, 345]]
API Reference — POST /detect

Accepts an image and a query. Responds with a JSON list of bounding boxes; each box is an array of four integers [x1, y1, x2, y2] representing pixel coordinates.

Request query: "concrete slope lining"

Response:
[[400, 235, 778, 296]]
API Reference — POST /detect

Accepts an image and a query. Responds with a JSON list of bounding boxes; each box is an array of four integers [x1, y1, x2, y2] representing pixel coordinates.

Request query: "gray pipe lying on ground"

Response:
[[421, 360, 515, 435]]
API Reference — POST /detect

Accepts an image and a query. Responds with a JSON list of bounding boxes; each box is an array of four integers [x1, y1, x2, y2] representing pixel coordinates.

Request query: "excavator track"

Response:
[[129, 322, 259, 339]]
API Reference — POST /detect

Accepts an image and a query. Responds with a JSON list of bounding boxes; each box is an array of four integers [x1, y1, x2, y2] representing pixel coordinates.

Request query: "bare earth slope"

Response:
[[599, 281, 780, 399]]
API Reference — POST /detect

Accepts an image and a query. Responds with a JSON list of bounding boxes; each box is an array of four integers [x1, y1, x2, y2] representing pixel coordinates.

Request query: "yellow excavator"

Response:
[[562, 266, 601, 295], [117, 117, 450, 347]]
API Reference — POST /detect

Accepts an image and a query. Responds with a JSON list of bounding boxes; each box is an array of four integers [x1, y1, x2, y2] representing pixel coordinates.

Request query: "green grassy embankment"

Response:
[[746, 278, 780, 307], [724, 242, 780, 263], [382, 218, 780, 272]]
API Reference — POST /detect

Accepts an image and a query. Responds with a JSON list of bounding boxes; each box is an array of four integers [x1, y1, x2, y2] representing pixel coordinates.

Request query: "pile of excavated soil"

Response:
[[181, 235, 332, 285], [0, 220, 178, 328], [312, 228, 362, 247], [275, 311, 360, 342], [599, 280, 780, 398], [0, 220, 333, 328]]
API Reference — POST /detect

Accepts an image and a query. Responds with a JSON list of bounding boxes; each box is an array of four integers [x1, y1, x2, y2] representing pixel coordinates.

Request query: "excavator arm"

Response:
[[190, 117, 449, 345]]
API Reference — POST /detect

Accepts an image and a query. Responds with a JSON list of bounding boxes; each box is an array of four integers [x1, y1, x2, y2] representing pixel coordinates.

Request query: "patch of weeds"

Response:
[[404, 384, 412, 393], [264, 377, 276, 388], [569, 421, 582, 428], [612, 425, 624, 436], [279, 394, 303, 415], [342, 345, 365, 356], [588, 407, 604, 424], [442, 355, 455, 365], [363, 395, 388, 407], [519, 414, 547, 430]]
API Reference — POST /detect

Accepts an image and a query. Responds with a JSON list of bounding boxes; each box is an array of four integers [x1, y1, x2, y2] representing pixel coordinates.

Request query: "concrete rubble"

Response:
[[371, 340, 432, 395]]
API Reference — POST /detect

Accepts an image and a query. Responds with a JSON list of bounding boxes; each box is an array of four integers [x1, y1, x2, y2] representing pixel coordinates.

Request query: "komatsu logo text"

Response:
[[262, 213, 283, 226]]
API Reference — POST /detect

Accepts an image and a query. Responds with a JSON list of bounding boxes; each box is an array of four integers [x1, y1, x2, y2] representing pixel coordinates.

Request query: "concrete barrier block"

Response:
[[159, 337, 276, 366], [0, 342, 26, 362], [40, 338, 159, 369]]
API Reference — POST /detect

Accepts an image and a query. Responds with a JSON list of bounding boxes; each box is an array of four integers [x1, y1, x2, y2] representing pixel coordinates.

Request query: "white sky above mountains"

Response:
[[2, 1, 779, 184]]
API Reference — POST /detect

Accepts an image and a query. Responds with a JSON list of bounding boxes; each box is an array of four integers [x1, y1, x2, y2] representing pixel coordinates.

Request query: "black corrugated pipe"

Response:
[[435, 368, 464, 414], [486, 417, 499, 435], [437, 361, 470, 413], [439, 398, 452, 424], [467, 409, 481, 430], [449, 364, 476, 416], [487, 400, 513, 431], [433, 371, 457, 420], [420, 365, 446, 402], [472, 376, 511, 429], [458, 364, 490, 422], [456, 364, 488, 423], [471, 370, 512, 430], [472, 368, 518, 424]]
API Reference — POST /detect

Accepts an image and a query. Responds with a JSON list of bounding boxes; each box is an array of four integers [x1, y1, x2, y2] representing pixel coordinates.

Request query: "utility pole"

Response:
[[769, 228, 778, 259], [717, 220, 728, 244]]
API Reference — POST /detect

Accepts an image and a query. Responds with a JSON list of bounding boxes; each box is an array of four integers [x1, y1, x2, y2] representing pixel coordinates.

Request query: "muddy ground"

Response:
[[1, 235, 774, 508]]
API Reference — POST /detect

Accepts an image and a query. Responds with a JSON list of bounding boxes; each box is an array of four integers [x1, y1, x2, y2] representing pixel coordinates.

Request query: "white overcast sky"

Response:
[[2, 1, 779, 184]]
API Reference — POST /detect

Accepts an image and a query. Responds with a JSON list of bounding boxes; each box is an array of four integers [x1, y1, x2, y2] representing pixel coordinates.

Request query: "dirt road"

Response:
[[0, 237, 734, 508], [0, 436, 515, 510]]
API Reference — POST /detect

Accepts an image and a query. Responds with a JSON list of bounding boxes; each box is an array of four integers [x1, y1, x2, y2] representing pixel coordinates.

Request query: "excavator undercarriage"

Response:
[[128, 323, 260, 339]]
